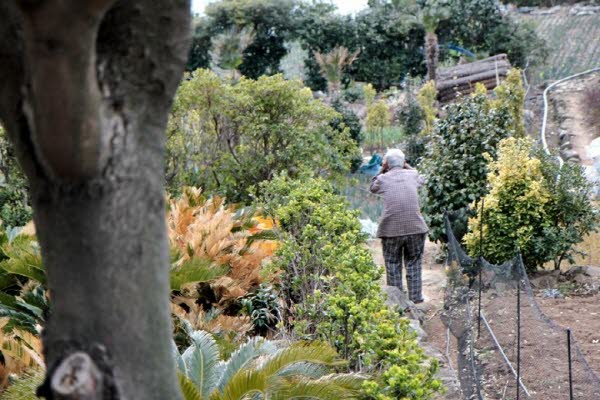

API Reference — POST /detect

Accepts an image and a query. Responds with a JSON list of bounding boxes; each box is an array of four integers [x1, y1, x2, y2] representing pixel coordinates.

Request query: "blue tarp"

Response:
[[359, 153, 382, 176]]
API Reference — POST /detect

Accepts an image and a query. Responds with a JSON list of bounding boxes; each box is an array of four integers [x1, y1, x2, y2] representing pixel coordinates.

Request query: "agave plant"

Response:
[[313, 46, 359, 96], [176, 331, 366, 400]]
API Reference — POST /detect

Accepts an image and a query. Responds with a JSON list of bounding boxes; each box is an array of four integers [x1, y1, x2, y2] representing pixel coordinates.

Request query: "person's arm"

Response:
[[370, 174, 383, 194]]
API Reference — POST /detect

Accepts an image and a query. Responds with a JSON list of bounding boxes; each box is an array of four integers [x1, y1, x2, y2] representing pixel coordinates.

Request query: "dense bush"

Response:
[[0, 127, 31, 228], [366, 100, 392, 134], [465, 138, 598, 271], [187, 0, 297, 78], [437, 0, 547, 68], [167, 70, 358, 202], [261, 176, 442, 399], [422, 85, 515, 242], [295, 1, 426, 91], [416, 81, 437, 137], [330, 100, 364, 171]]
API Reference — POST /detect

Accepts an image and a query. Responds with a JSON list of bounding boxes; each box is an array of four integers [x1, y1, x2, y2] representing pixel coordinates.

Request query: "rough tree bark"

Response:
[[0, 1, 191, 399]]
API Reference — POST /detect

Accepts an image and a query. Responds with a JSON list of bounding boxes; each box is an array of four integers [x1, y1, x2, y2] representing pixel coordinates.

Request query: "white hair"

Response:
[[384, 148, 405, 168]]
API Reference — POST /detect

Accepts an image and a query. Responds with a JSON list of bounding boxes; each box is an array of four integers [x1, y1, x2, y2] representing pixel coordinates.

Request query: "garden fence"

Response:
[[444, 215, 600, 400]]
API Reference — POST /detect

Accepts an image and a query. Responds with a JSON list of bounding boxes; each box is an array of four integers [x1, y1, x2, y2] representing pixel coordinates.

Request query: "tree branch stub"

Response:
[[51, 352, 103, 400]]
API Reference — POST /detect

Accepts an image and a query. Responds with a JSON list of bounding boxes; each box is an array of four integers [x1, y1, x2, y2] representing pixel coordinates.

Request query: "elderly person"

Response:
[[370, 149, 428, 303]]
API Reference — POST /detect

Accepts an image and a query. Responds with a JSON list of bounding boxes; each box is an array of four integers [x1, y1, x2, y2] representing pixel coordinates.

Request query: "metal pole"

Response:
[[517, 274, 522, 400], [478, 198, 484, 338], [568, 329, 574, 400], [480, 313, 531, 396]]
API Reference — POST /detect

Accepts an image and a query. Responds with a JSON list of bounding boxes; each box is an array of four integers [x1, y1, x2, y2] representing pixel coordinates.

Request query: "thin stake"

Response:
[[478, 198, 484, 339], [517, 269, 522, 400], [568, 329, 574, 400]]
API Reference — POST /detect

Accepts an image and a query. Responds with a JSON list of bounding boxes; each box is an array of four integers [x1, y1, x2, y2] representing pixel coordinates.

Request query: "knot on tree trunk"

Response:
[[51, 352, 103, 399], [38, 343, 120, 400]]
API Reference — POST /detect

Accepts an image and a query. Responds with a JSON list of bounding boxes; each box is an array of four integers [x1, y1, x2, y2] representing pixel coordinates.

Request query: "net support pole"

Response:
[[568, 328, 574, 400], [517, 271, 522, 400], [478, 198, 484, 339]]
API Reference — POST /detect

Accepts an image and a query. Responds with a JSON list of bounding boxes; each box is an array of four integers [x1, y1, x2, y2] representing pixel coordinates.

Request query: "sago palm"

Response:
[[167, 187, 277, 302], [176, 330, 366, 400], [313, 46, 359, 96]]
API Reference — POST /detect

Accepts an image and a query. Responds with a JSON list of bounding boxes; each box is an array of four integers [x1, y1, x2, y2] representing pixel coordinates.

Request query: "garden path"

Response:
[[368, 239, 462, 399]]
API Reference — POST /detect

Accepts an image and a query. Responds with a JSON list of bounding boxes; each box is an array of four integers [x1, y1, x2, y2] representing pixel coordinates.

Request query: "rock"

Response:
[[409, 319, 428, 342], [574, 274, 592, 285], [584, 266, 600, 277], [564, 265, 586, 279], [530, 272, 559, 289], [560, 141, 573, 150], [382, 285, 414, 311], [561, 149, 579, 160]]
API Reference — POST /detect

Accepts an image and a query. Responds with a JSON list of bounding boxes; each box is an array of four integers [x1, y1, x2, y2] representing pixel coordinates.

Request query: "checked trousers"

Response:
[[381, 233, 426, 302]]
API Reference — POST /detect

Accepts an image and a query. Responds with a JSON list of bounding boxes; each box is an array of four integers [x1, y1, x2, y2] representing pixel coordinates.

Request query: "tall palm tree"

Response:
[[313, 46, 360, 97], [420, 1, 450, 82], [389, 0, 450, 82], [176, 330, 366, 400], [210, 27, 256, 81]]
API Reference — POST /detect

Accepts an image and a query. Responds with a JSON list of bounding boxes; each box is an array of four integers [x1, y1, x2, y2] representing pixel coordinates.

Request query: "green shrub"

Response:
[[343, 83, 365, 103], [396, 92, 424, 136], [0, 126, 31, 228], [330, 100, 364, 171], [416, 81, 437, 137], [241, 284, 281, 336], [260, 176, 442, 399], [366, 100, 391, 133], [492, 69, 526, 138], [422, 90, 515, 242], [465, 138, 598, 271], [167, 70, 358, 202], [436, 0, 547, 68]]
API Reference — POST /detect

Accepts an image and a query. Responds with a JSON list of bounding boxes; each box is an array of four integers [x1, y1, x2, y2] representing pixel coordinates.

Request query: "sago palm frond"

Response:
[[211, 369, 266, 400], [269, 373, 367, 400], [170, 257, 229, 291], [275, 362, 329, 380], [0, 369, 44, 400], [181, 330, 222, 398], [258, 341, 344, 378], [215, 336, 277, 393], [179, 373, 203, 400], [0, 236, 44, 284]]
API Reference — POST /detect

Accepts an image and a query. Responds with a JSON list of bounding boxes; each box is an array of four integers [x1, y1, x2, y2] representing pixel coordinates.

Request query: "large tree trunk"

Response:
[[0, 1, 191, 399]]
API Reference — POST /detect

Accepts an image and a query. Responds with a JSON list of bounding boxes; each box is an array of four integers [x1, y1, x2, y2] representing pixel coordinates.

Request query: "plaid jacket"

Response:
[[369, 167, 428, 238]]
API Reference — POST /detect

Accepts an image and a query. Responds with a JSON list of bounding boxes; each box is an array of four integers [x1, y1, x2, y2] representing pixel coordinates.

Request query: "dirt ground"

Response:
[[368, 238, 600, 399]]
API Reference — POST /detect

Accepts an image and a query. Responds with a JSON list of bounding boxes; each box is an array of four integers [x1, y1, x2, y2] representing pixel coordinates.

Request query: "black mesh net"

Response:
[[444, 214, 600, 399]]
